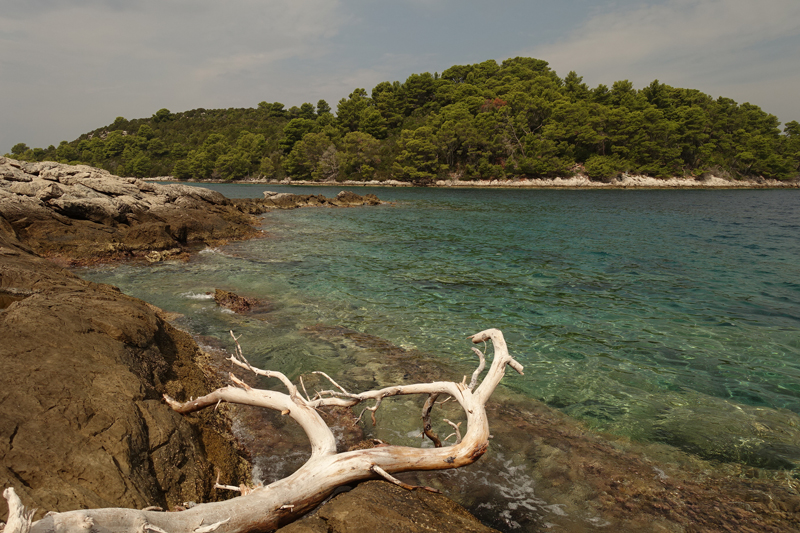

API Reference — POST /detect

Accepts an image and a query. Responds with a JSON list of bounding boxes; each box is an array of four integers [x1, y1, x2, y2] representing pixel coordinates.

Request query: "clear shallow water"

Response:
[[82, 185, 800, 427], [76, 185, 800, 525]]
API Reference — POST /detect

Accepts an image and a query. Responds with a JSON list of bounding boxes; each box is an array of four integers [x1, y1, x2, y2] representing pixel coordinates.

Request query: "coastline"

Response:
[[5, 158, 800, 531], [147, 174, 800, 189], [3, 157, 487, 532]]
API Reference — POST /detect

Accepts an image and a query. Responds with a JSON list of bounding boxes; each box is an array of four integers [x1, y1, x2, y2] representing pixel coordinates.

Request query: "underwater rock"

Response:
[[213, 288, 273, 314], [276, 480, 499, 533], [300, 324, 800, 532], [652, 396, 800, 469], [214, 288, 257, 313]]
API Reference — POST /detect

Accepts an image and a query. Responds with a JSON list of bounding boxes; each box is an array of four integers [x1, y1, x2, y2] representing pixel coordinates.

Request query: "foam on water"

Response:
[[180, 291, 215, 300]]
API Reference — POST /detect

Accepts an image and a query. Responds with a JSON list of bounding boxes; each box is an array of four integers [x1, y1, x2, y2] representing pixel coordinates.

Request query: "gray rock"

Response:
[[80, 177, 141, 197], [653, 397, 800, 469], [36, 182, 65, 201], [7, 181, 39, 197], [1, 165, 31, 182], [0, 157, 256, 260], [49, 195, 121, 224]]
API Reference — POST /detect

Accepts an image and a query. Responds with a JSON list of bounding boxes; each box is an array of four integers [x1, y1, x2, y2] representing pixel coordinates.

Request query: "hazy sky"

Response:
[[2, 0, 799, 153]]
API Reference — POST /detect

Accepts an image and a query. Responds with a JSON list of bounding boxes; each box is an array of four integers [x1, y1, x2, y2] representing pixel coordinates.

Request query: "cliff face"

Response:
[[0, 160, 252, 521]]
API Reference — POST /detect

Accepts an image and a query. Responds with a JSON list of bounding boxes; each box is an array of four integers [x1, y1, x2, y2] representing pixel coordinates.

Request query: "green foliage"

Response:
[[358, 107, 388, 139], [9, 57, 797, 182], [260, 102, 287, 118], [102, 131, 125, 158], [316, 100, 332, 116], [126, 152, 152, 177], [299, 103, 316, 120], [137, 124, 155, 140], [217, 150, 251, 180], [280, 118, 319, 153], [584, 154, 630, 181], [336, 89, 370, 133], [153, 108, 172, 122], [56, 140, 79, 163], [172, 159, 192, 180], [393, 126, 443, 183], [11, 143, 29, 156], [341, 132, 381, 180], [284, 132, 337, 181]]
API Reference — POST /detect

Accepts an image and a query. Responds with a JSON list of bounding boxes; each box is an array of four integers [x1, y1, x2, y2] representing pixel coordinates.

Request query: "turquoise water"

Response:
[[260, 188, 797, 405], [77, 185, 800, 525], [84, 185, 800, 428], [78, 185, 800, 531]]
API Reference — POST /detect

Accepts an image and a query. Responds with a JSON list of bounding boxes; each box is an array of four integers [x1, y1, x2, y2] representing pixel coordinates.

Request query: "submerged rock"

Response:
[[652, 396, 800, 469], [300, 324, 800, 532], [276, 480, 499, 533]]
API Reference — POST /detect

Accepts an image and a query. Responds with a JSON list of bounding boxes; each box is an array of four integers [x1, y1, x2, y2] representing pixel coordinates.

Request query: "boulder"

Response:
[[331, 190, 380, 206], [652, 396, 800, 469], [214, 288, 257, 314]]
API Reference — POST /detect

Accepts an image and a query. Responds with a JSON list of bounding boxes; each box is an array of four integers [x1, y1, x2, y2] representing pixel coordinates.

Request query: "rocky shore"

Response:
[[3, 157, 798, 532], [0, 157, 382, 265], [1, 158, 489, 532], [434, 174, 800, 189], [158, 174, 800, 189], [0, 214, 250, 521]]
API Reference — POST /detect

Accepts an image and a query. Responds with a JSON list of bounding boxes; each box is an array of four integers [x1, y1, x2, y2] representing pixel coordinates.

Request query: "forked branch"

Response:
[[7, 329, 522, 533]]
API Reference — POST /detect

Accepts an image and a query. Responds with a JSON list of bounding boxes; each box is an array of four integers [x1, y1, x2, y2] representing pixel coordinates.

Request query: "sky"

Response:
[[2, 0, 799, 153]]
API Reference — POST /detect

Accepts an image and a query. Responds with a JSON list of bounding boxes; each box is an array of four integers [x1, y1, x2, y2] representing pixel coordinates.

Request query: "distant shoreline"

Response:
[[147, 175, 800, 189]]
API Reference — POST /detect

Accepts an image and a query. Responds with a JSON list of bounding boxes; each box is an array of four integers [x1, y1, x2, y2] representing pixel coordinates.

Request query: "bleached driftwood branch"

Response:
[[4, 329, 522, 533]]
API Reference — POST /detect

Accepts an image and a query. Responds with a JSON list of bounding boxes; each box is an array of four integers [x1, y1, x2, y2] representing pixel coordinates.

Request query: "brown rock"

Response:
[[233, 190, 384, 213], [213, 288, 274, 314], [276, 481, 500, 533], [0, 224, 248, 522], [214, 288, 257, 313], [331, 190, 381, 206]]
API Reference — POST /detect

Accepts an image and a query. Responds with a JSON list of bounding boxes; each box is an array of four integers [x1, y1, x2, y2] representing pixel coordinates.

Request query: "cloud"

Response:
[[525, 0, 800, 121], [2, 0, 347, 82], [0, 0, 350, 149]]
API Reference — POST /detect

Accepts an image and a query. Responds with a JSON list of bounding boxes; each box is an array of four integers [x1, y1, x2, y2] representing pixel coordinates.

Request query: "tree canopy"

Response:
[[6, 57, 798, 182]]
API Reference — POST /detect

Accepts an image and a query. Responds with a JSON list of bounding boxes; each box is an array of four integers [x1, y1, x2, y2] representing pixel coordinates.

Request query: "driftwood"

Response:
[[3, 329, 522, 533]]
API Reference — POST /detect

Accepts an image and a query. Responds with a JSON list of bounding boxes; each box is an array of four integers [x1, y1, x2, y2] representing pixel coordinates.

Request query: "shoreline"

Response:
[[146, 174, 800, 189], [5, 158, 800, 530]]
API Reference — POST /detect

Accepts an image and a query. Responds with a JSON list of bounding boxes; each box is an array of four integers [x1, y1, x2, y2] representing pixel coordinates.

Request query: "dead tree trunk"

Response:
[[4, 329, 522, 533]]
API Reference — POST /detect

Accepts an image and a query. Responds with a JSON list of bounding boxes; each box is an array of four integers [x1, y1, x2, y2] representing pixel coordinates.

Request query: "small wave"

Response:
[[199, 247, 222, 254], [180, 291, 214, 300]]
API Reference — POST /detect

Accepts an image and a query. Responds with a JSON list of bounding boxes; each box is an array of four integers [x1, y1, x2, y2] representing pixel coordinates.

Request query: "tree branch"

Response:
[[9, 328, 523, 533]]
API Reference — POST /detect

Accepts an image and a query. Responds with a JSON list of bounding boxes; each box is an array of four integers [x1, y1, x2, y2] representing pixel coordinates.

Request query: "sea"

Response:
[[76, 184, 800, 530]]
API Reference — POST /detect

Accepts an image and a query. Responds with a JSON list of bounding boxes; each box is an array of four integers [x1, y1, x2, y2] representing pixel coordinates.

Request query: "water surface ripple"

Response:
[[79, 186, 800, 524]]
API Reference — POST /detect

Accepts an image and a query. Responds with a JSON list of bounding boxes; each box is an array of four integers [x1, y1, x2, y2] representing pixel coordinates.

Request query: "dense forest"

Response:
[[7, 57, 800, 182]]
